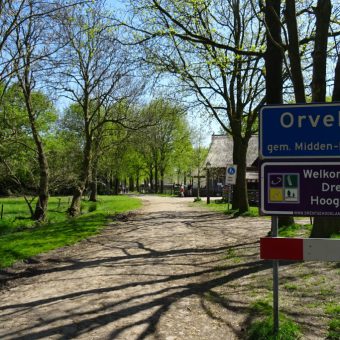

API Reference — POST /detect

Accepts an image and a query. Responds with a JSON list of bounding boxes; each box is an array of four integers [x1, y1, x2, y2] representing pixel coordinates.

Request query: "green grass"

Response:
[[223, 248, 242, 263], [194, 199, 259, 217], [247, 316, 302, 340], [278, 223, 312, 237], [327, 319, 340, 339], [247, 299, 302, 339], [325, 304, 340, 316], [251, 299, 273, 315], [325, 303, 340, 339], [283, 283, 299, 292], [0, 195, 141, 268]]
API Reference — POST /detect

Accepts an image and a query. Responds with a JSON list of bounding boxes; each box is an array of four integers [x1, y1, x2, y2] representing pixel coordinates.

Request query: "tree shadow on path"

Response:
[[0, 209, 277, 339]]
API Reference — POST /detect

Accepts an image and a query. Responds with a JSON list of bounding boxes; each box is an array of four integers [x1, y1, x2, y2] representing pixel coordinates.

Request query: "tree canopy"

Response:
[[0, 0, 339, 235]]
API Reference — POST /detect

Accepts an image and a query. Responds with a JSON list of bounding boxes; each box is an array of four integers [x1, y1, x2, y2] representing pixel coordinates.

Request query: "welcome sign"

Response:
[[261, 162, 340, 216]]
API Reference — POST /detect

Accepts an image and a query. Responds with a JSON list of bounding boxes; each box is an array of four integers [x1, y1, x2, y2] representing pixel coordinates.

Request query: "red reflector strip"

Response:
[[260, 238, 304, 260]]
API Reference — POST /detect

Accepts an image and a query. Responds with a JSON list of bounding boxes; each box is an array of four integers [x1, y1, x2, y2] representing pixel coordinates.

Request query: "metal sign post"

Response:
[[226, 165, 237, 211], [227, 184, 232, 211], [259, 103, 340, 335], [271, 216, 279, 334]]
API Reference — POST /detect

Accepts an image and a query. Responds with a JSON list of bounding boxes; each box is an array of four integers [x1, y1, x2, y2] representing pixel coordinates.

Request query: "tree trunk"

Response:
[[265, 0, 283, 104], [197, 170, 201, 199], [23, 90, 49, 221], [24, 196, 35, 219], [68, 187, 83, 217], [285, 0, 306, 103], [312, 15, 339, 237], [129, 176, 134, 192], [68, 137, 91, 216], [311, 0, 331, 103], [278, 216, 295, 228], [155, 163, 159, 193], [114, 176, 119, 195], [265, 0, 294, 226], [106, 171, 112, 194], [333, 54, 340, 100], [89, 166, 98, 202], [31, 129, 49, 221], [136, 170, 140, 192], [19, 62, 49, 220], [311, 217, 340, 238], [232, 136, 248, 213], [160, 168, 164, 194], [149, 165, 154, 192], [33, 154, 49, 221]]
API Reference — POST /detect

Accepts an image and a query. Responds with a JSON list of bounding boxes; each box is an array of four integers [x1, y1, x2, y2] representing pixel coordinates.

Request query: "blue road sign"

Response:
[[226, 165, 237, 185], [227, 167, 236, 175], [260, 103, 340, 159], [261, 162, 340, 216]]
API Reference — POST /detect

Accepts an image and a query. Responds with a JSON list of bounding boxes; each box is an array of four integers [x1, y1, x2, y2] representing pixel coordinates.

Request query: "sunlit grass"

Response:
[[247, 299, 302, 339], [193, 198, 259, 217], [0, 195, 141, 268], [325, 303, 340, 339]]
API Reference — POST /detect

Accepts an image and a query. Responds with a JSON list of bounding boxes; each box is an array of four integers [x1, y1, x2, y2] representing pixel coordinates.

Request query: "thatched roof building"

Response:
[[190, 134, 258, 200], [205, 134, 258, 169], [204, 134, 259, 186]]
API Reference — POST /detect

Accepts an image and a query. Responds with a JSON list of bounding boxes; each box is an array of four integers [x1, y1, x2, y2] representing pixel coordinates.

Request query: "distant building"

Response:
[[203, 134, 259, 199]]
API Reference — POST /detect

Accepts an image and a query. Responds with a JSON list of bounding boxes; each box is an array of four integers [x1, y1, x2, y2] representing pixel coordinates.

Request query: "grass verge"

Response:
[[325, 303, 340, 339], [192, 199, 259, 217], [0, 195, 141, 268], [247, 299, 302, 340], [278, 223, 312, 237], [194, 201, 339, 238]]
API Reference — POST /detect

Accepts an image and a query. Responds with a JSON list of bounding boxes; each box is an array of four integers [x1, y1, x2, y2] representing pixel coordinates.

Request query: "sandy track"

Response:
[[0, 196, 285, 339]]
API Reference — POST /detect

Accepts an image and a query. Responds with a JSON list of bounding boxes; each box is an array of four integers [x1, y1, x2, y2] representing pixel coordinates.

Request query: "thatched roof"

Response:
[[205, 134, 258, 168]]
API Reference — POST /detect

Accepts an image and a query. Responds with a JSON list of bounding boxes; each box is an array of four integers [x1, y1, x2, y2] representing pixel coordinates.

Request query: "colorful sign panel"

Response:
[[259, 103, 340, 159], [261, 162, 340, 216]]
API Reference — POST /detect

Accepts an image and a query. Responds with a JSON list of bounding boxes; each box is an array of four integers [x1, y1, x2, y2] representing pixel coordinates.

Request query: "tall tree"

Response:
[[0, 83, 38, 202], [124, 0, 266, 212], [53, 1, 142, 215], [264, 0, 294, 227], [9, 1, 57, 220], [263, 0, 340, 232], [139, 99, 190, 193], [0, 1, 89, 82], [284, 0, 306, 103], [310, 0, 339, 237], [188, 124, 208, 200]]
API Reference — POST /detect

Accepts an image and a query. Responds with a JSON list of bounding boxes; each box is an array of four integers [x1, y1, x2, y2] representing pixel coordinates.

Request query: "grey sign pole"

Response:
[[271, 216, 279, 333], [228, 184, 231, 211]]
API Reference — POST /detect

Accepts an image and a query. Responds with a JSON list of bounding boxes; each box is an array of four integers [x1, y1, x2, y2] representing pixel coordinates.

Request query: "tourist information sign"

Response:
[[261, 162, 340, 216], [259, 103, 340, 159]]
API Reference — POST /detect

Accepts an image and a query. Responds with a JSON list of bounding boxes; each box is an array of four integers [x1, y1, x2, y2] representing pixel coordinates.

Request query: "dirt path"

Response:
[[0, 196, 334, 339]]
